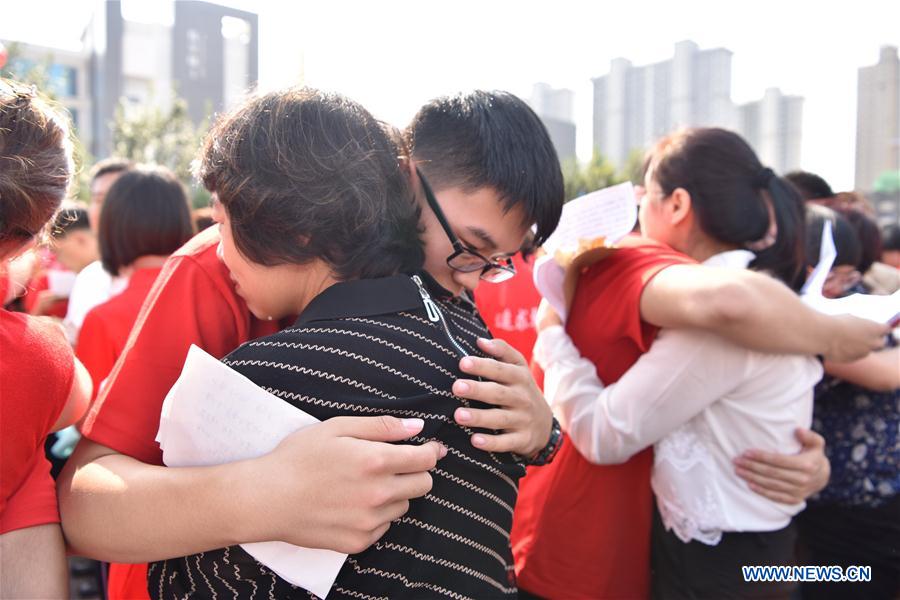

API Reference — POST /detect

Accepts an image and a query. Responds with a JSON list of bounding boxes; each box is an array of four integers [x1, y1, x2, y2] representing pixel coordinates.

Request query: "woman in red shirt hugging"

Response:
[[76, 166, 194, 398], [530, 128, 829, 598], [0, 79, 92, 598]]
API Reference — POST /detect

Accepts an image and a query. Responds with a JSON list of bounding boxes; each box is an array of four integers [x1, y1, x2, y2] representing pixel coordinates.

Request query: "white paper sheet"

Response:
[[803, 290, 900, 325], [47, 270, 77, 297], [540, 182, 637, 258], [156, 345, 346, 598], [801, 220, 836, 297], [800, 220, 900, 325], [533, 182, 637, 320]]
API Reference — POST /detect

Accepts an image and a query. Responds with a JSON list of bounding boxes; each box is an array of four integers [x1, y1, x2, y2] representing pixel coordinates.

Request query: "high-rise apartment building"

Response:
[[738, 88, 804, 173], [592, 41, 735, 168], [530, 83, 576, 162], [855, 46, 900, 191], [592, 41, 803, 174]]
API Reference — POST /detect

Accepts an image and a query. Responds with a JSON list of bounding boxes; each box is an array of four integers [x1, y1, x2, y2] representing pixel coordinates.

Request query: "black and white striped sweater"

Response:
[[149, 272, 526, 599]]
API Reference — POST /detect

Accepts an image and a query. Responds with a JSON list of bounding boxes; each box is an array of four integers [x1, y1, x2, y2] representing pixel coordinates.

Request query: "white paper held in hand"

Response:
[[533, 182, 637, 321], [156, 344, 346, 599], [801, 221, 900, 325]]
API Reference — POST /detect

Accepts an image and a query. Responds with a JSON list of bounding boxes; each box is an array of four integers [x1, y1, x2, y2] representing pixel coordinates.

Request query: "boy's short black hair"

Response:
[[785, 170, 834, 201], [50, 204, 90, 239], [99, 166, 194, 276], [404, 90, 564, 247], [90, 157, 134, 183]]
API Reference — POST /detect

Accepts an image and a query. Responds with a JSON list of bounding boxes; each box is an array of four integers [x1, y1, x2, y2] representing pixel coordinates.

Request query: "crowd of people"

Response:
[[1, 76, 897, 599]]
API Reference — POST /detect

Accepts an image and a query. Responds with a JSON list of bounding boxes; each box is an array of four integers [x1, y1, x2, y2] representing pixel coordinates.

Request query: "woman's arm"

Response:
[[0, 524, 68, 599], [534, 324, 742, 464], [535, 301, 830, 503], [51, 357, 92, 432], [641, 265, 888, 362], [823, 346, 900, 391], [58, 416, 444, 562], [733, 428, 830, 505]]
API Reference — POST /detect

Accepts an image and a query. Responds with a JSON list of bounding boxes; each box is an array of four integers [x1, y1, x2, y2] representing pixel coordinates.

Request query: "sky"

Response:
[[3, 0, 899, 191]]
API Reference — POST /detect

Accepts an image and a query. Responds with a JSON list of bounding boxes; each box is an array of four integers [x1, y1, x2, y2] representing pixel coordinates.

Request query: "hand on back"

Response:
[[249, 415, 445, 554]]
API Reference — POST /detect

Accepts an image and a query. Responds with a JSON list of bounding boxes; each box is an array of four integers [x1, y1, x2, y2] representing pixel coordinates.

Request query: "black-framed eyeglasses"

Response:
[[416, 167, 516, 284]]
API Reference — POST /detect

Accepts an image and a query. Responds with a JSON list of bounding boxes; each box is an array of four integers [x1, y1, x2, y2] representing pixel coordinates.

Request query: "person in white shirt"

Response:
[[535, 127, 824, 599], [63, 159, 132, 344]]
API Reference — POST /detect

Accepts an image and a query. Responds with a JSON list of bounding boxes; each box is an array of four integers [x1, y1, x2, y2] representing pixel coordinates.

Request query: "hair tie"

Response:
[[754, 167, 775, 189], [745, 176, 779, 251]]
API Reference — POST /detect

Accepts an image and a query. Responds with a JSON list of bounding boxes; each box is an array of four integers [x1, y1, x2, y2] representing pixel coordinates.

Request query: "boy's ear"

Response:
[[405, 159, 424, 200]]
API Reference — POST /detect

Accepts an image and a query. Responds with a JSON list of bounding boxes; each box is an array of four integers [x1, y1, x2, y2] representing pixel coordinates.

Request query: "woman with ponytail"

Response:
[[524, 128, 826, 598]]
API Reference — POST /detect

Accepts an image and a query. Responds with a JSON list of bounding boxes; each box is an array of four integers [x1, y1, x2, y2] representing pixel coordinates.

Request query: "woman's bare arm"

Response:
[[824, 346, 900, 391], [640, 265, 888, 362], [59, 416, 444, 562]]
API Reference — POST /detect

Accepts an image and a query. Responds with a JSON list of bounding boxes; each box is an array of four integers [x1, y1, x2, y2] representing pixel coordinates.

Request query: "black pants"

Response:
[[796, 495, 900, 600], [651, 506, 797, 600]]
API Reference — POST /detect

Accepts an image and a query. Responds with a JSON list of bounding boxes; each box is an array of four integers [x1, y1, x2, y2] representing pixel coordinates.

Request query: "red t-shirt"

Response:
[[79, 227, 280, 600], [23, 272, 69, 318], [0, 310, 74, 533], [76, 267, 162, 400], [474, 254, 541, 363], [0, 270, 11, 307], [511, 236, 692, 599], [81, 227, 280, 464]]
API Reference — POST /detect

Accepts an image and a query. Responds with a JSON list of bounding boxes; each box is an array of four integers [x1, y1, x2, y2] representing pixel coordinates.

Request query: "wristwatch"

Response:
[[526, 417, 563, 466]]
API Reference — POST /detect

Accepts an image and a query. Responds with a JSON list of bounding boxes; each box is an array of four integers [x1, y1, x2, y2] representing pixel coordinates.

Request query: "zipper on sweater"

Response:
[[412, 275, 468, 358]]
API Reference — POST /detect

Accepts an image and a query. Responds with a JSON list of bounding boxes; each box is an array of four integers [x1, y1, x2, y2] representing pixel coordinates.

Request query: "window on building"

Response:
[[186, 28, 207, 81], [47, 64, 77, 97], [221, 16, 251, 44]]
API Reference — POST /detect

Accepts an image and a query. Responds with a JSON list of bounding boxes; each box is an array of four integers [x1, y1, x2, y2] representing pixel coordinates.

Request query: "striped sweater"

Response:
[[149, 273, 526, 599]]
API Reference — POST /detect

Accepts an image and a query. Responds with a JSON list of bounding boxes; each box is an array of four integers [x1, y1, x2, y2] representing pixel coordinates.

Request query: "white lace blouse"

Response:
[[533, 250, 824, 545]]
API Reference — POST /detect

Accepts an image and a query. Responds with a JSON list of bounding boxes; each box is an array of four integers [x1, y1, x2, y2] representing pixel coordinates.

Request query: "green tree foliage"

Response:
[[562, 148, 645, 201], [873, 169, 900, 194], [111, 97, 210, 208], [621, 148, 647, 186]]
